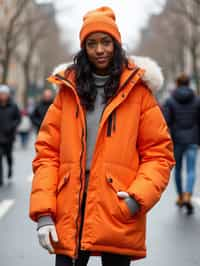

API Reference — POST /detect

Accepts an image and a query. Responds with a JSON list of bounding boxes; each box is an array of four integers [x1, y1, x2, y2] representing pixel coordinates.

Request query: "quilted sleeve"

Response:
[[128, 87, 175, 214]]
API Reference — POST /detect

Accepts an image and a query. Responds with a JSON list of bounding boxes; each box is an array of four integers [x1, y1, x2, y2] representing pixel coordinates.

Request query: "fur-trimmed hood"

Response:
[[130, 56, 164, 93], [51, 56, 164, 93]]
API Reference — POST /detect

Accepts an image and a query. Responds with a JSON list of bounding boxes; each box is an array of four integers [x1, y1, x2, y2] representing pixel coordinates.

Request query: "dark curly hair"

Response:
[[71, 40, 128, 111], [176, 73, 190, 87]]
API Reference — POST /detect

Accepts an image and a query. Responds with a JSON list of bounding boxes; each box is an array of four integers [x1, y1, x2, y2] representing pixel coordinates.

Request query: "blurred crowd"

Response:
[[0, 85, 54, 187]]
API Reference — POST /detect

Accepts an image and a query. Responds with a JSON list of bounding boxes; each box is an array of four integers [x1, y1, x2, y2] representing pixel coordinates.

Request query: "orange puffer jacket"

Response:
[[29, 58, 175, 260]]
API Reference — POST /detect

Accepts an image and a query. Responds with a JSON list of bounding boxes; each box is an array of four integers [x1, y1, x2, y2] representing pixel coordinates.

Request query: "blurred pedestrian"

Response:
[[18, 108, 32, 148], [0, 84, 21, 186], [30, 88, 54, 132], [27, 98, 35, 114], [163, 73, 200, 215], [29, 6, 174, 266]]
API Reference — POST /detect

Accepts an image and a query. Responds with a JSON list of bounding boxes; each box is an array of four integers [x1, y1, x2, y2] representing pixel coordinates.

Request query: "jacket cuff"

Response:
[[125, 196, 140, 215], [37, 215, 54, 231]]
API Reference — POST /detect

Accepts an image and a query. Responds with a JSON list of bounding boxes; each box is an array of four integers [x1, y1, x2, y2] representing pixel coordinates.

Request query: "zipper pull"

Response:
[[107, 113, 113, 137]]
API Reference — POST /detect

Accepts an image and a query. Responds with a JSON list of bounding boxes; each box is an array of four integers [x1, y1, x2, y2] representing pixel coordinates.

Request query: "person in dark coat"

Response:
[[0, 85, 21, 186], [30, 89, 54, 132], [163, 74, 200, 214]]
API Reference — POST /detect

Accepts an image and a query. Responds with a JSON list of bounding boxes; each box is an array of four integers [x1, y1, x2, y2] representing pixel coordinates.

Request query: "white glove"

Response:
[[117, 191, 129, 199], [117, 191, 140, 215], [38, 225, 58, 253]]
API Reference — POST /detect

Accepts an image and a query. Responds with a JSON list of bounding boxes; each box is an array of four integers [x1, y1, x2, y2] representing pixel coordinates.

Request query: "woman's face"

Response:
[[85, 32, 114, 75]]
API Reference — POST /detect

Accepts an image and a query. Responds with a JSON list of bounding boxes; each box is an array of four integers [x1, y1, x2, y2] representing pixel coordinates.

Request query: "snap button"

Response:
[[121, 93, 125, 98], [107, 177, 113, 183]]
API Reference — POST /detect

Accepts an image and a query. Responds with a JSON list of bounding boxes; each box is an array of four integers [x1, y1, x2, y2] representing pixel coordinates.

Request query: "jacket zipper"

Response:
[[107, 113, 113, 136], [53, 73, 87, 259], [75, 108, 87, 258], [74, 126, 85, 259]]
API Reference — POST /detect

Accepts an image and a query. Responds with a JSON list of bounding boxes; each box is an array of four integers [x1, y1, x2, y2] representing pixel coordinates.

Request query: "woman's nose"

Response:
[[96, 43, 104, 53]]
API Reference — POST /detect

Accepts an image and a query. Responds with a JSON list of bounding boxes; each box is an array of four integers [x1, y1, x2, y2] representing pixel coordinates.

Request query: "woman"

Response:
[[29, 6, 175, 266]]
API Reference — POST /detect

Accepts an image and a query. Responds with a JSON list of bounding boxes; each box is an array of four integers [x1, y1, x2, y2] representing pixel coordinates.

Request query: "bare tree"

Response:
[[0, 0, 30, 83], [166, 0, 200, 93], [0, 1, 73, 106], [134, 11, 187, 84], [134, 0, 200, 95], [1, 1, 72, 106], [14, 5, 56, 106]]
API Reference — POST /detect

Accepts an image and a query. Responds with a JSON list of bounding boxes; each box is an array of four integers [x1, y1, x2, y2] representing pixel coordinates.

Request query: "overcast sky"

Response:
[[37, 0, 165, 53]]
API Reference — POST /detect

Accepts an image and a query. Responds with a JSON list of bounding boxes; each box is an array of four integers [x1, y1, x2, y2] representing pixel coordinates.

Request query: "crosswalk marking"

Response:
[[0, 199, 15, 219]]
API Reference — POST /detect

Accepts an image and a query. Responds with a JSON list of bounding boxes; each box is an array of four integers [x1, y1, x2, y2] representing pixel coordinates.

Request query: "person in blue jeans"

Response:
[[163, 74, 200, 214]]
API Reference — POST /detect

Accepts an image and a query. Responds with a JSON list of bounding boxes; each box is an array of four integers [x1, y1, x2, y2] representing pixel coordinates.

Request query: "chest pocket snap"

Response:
[[106, 173, 124, 192]]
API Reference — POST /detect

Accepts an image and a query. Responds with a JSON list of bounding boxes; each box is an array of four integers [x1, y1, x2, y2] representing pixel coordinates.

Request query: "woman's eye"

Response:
[[104, 41, 111, 45], [87, 42, 96, 48], [102, 40, 112, 46]]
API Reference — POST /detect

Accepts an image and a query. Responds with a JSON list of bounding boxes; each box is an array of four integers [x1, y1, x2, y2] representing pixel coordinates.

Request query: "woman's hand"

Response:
[[37, 224, 58, 253], [117, 191, 140, 215]]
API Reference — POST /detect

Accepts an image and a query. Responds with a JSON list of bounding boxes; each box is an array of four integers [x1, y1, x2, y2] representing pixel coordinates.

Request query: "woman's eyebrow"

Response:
[[102, 36, 112, 40], [86, 38, 96, 42]]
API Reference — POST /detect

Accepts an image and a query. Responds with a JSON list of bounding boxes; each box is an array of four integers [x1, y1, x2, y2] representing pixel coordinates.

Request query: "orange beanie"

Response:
[[79, 6, 121, 47]]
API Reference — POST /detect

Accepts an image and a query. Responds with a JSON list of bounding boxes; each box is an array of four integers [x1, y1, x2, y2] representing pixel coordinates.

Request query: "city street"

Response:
[[0, 135, 200, 266], [1, 1, 200, 265]]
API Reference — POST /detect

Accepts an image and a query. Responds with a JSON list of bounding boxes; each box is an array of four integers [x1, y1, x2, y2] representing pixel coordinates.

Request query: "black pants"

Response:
[[0, 143, 13, 185], [56, 252, 131, 266], [56, 191, 131, 266]]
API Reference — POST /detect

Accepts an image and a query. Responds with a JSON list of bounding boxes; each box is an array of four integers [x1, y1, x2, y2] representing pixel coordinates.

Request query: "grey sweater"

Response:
[[37, 74, 140, 230], [86, 73, 108, 170]]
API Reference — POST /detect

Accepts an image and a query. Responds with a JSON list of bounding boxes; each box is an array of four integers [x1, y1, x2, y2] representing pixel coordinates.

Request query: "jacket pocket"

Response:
[[56, 172, 70, 195], [105, 173, 136, 223]]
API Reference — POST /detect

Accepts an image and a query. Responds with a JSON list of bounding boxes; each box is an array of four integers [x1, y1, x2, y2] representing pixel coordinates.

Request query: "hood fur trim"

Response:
[[52, 62, 72, 76], [130, 56, 164, 92], [52, 56, 164, 93]]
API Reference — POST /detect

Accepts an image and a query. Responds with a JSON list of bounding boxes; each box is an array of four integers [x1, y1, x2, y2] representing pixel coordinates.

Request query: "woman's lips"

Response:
[[96, 57, 107, 63]]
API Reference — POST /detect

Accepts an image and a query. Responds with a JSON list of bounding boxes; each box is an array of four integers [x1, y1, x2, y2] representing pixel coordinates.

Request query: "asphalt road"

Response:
[[0, 135, 200, 266]]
